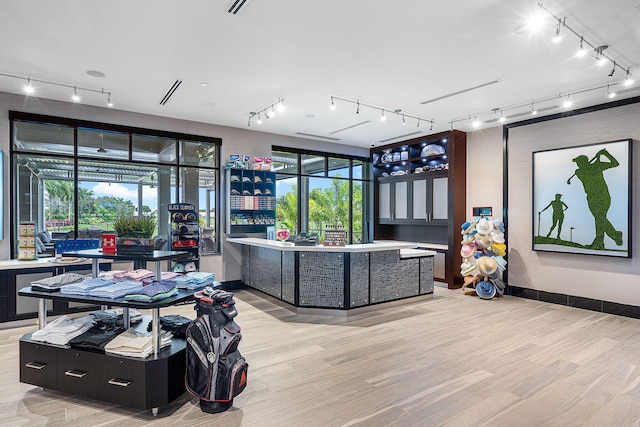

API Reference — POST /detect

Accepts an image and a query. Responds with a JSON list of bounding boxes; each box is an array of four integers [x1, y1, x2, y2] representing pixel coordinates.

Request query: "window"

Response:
[[272, 147, 371, 244], [10, 112, 221, 256]]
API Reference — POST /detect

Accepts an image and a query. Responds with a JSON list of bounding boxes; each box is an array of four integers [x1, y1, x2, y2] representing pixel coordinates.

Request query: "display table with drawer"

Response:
[[18, 249, 193, 414]]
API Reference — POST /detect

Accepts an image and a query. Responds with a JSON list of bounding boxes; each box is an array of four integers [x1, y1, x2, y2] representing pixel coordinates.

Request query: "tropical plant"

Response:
[[112, 215, 156, 238]]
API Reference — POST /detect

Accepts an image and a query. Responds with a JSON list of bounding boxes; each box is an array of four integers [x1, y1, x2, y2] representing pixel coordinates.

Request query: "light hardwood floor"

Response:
[[2, 286, 640, 426]]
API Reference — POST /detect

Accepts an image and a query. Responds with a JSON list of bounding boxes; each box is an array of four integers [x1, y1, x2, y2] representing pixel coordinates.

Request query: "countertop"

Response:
[[0, 257, 111, 270], [227, 237, 438, 254]]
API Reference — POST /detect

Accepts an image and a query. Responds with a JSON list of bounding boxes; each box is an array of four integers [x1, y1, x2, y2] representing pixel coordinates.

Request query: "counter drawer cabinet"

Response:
[[19, 339, 59, 390], [58, 347, 101, 400], [19, 334, 187, 410]]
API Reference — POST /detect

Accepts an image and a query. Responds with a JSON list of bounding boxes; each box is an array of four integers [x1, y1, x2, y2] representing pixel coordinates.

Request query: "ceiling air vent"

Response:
[[295, 132, 341, 141], [228, 0, 250, 14], [159, 80, 182, 105]]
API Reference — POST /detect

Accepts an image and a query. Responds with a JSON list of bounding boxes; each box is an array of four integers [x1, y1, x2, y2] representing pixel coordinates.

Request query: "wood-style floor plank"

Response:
[[2, 286, 640, 426]]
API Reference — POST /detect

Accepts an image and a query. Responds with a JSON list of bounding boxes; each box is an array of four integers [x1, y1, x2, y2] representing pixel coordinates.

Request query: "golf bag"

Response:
[[185, 288, 248, 413]]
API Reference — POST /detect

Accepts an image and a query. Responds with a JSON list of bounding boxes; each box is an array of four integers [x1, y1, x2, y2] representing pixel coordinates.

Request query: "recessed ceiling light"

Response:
[[305, 114, 316, 119], [200, 82, 208, 87], [86, 70, 106, 78], [203, 102, 215, 107]]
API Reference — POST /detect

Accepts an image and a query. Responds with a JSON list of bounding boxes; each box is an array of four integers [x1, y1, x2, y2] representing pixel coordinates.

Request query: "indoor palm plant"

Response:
[[112, 215, 156, 254]]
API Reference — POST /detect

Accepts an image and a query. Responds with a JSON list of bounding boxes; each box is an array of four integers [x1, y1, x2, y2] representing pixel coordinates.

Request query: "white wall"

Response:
[[468, 101, 640, 305], [0, 92, 369, 280], [466, 126, 503, 220]]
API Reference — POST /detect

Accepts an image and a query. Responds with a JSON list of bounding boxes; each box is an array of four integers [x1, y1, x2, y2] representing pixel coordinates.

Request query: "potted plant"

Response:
[[112, 215, 156, 254]]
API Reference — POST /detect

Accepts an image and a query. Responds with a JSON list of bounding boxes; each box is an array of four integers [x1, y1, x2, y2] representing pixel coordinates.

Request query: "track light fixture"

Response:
[[330, 96, 435, 129], [537, 3, 633, 82], [450, 82, 621, 130], [606, 84, 616, 99], [247, 97, 285, 126], [330, 96, 336, 110], [624, 69, 634, 87], [97, 133, 107, 153], [24, 77, 34, 95], [551, 18, 563, 43], [576, 36, 587, 58], [0, 71, 114, 106]]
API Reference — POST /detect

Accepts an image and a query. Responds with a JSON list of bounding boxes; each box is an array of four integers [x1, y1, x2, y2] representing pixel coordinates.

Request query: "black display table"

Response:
[[18, 248, 193, 414]]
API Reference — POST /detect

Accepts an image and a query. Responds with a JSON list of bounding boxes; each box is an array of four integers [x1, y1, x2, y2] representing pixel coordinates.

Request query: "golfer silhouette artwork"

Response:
[[567, 148, 623, 249], [539, 194, 568, 239]]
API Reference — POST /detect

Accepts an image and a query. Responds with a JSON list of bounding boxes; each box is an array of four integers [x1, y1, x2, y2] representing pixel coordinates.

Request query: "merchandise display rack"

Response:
[[18, 248, 191, 414], [169, 203, 200, 272], [227, 169, 276, 234]]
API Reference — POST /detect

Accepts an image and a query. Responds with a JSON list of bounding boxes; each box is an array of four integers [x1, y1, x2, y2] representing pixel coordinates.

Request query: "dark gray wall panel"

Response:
[[370, 250, 419, 303], [349, 252, 370, 308], [252, 247, 282, 298], [241, 245, 251, 285], [282, 251, 295, 304], [420, 256, 434, 294], [299, 252, 344, 307]]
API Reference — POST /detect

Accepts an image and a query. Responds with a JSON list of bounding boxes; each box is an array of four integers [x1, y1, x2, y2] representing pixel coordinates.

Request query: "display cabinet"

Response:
[[371, 130, 466, 288], [226, 169, 276, 234]]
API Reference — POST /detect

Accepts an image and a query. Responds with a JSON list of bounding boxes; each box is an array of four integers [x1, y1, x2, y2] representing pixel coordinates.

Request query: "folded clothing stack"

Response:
[[142, 271, 181, 285], [172, 271, 217, 290], [88, 279, 143, 299], [31, 315, 95, 345], [90, 308, 143, 325], [30, 272, 87, 292], [104, 327, 172, 358], [60, 277, 114, 296], [112, 269, 155, 282], [124, 281, 178, 302]]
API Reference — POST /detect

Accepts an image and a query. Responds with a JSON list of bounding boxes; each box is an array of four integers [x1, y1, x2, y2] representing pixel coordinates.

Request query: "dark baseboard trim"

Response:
[[507, 286, 640, 320]]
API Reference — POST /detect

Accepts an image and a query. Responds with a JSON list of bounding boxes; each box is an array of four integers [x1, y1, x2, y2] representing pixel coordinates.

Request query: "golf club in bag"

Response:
[[185, 287, 248, 413]]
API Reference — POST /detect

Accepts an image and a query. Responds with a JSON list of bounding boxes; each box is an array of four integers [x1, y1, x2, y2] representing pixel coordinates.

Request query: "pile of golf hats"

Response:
[[460, 217, 507, 299]]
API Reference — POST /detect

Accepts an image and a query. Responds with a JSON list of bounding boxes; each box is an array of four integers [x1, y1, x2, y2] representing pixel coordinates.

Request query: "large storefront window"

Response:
[[272, 147, 371, 244], [10, 112, 221, 256]]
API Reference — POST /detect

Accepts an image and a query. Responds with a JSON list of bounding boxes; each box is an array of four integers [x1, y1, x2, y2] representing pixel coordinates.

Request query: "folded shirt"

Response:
[[60, 277, 114, 296], [88, 279, 143, 299], [104, 327, 172, 358], [124, 281, 178, 302], [31, 315, 95, 346], [30, 272, 87, 292]]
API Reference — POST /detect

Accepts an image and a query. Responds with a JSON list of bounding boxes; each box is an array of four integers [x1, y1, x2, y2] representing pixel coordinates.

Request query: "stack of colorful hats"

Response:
[[459, 217, 507, 299]]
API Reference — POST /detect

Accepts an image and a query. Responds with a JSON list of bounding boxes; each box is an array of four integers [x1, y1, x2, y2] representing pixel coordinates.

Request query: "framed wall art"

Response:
[[532, 139, 632, 257]]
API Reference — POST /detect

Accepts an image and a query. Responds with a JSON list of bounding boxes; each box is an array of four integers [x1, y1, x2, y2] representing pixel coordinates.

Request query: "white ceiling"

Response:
[[1, 0, 639, 148]]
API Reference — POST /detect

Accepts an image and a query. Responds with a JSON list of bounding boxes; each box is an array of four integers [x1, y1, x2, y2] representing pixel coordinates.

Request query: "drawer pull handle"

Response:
[[25, 361, 46, 370], [108, 378, 132, 387], [64, 369, 87, 378]]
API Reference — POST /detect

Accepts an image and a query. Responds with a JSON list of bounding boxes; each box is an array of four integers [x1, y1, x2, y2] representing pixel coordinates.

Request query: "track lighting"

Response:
[[562, 95, 573, 109], [623, 69, 634, 87], [537, 4, 632, 81], [330, 95, 434, 129], [246, 97, 285, 126], [0, 72, 113, 105], [429, 122, 433, 131], [606, 85, 616, 99], [499, 110, 506, 123], [551, 19, 563, 43], [471, 117, 480, 128], [24, 78, 34, 95], [531, 103, 538, 115], [576, 37, 587, 58]]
